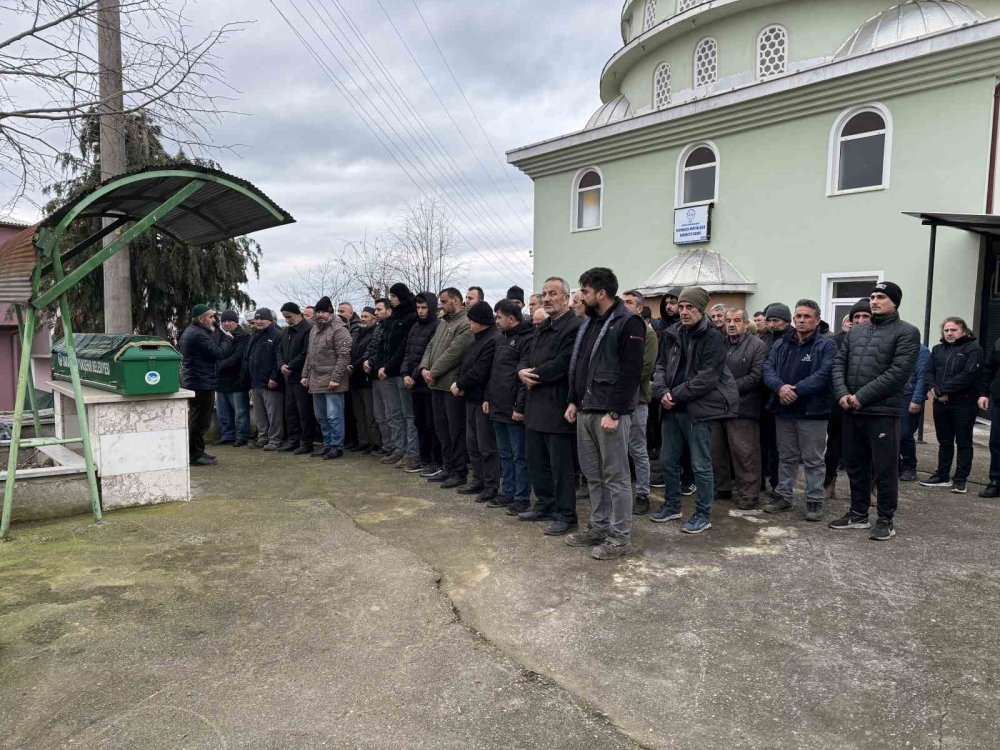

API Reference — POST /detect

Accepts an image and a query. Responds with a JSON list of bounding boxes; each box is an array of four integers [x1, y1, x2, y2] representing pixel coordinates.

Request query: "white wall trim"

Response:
[[570, 165, 604, 232], [819, 270, 884, 324], [675, 140, 720, 208]]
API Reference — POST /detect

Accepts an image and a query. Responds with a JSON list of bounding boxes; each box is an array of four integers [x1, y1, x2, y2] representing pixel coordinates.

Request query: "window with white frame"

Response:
[[653, 63, 671, 110], [678, 143, 718, 206], [694, 38, 718, 87], [678, 0, 701, 11], [573, 168, 603, 231], [830, 105, 892, 194], [644, 0, 657, 31], [757, 25, 787, 79], [824, 273, 882, 327]]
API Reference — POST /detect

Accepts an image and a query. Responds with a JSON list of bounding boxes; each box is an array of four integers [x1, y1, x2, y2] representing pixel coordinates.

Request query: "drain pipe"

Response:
[[987, 82, 1000, 213]]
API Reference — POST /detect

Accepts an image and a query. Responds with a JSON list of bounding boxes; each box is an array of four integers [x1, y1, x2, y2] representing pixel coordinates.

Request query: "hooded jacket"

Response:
[[379, 290, 418, 377], [904, 345, 931, 405], [832, 311, 921, 416], [349, 324, 376, 389], [724, 331, 768, 418], [762, 329, 837, 419], [179, 323, 234, 392], [302, 313, 352, 394], [401, 292, 440, 392], [652, 317, 738, 423], [419, 307, 473, 391], [456, 325, 501, 402], [243, 322, 285, 391], [658, 296, 679, 343], [217, 325, 251, 392], [519, 309, 581, 434], [280, 317, 312, 380], [486, 319, 534, 423], [927, 335, 982, 404]]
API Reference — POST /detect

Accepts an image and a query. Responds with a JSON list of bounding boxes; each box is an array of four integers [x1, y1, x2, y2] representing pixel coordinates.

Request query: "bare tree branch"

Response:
[[389, 195, 466, 294]]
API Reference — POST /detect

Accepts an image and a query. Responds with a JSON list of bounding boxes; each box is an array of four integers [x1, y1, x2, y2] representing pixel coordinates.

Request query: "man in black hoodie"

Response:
[[348, 306, 380, 452], [564, 268, 646, 559], [243, 308, 285, 451], [214, 310, 251, 447], [280, 302, 315, 455], [403, 292, 442, 475], [453, 301, 501, 501], [380, 283, 420, 469]]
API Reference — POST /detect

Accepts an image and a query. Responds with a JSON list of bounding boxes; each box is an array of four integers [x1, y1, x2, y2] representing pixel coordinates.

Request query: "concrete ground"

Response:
[[2, 437, 999, 749]]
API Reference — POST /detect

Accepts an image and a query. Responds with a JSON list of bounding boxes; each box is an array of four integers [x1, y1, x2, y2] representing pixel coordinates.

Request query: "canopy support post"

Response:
[[918, 223, 938, 444], [14, 304, 42, 438], [1, 305, 37, 539]]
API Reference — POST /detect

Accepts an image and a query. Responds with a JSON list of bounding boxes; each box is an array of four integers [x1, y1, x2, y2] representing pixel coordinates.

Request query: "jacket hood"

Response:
[[940, 333, 976, 344], [391, 295, 416, 319], [415, 291, 438, 323]]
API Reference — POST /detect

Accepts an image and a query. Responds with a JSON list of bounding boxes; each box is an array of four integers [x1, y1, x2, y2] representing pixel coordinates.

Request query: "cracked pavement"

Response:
[[2, 439, 999, 749]]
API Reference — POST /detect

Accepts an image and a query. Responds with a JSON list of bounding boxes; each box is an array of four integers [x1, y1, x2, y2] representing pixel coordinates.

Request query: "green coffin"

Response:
[[52, 334, 181, 395]]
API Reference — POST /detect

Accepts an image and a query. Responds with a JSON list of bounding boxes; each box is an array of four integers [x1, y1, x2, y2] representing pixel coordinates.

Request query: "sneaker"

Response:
[[565, 526, 607, 546], [650, 479, 665, 489], [828, 511, 871, 530], [190, 455, 218, 466], [804, 501, 823, 522], [979, 483, 1000, 498], [323, 448, 344, 460], [474, 489, 498, 503], [650, 504, 682, 523], [380, 450, 404, 465], [420, 465, 443, 478], [311, 446, 331, 458], [681, 483, 696, 496], [426, 472, 449, 483], [544, 520, 578, 536], [681, 514, 711, 534], [262, 443, 279, 452], [440, 476, 467, 489], [369, 447, 390, 457], [402, 457, 425, 473], [869, 517, 896, 541], [486, 495, 512, 508], [506, 500, 530, 515], [633, 494, 650, 515], [919, 473, 952, 487], [591, 537, 634, 560], [293, 445, 313, 455], [899, 467, 917, 482], [951, 481, 967, 494], [763, 496, 793, 514], [518, 509, 555, 522]]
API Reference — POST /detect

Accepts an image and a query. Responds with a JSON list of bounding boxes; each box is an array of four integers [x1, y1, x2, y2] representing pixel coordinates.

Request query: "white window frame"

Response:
[[820, 270, 884, 325], [675, 141, 719, 208], [828, 103, 893, 197], [755, 24, 788, 80], [693, 37, 719, 88], [652, 62, 671, 110], [571, 166, 604, 233], [644, 0, 658, 31]]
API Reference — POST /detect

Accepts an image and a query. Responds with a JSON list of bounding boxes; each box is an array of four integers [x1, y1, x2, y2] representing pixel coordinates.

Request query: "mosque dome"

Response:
[[638, 249, 756, 295], [834, 0, 986, 59], [585, 93, 632, 130]]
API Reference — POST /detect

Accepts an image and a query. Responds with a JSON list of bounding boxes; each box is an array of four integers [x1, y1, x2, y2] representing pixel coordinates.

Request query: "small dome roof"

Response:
[[585, 94, 632, 130], [835, 0, 986, 59], [638, 249, 756, 295]]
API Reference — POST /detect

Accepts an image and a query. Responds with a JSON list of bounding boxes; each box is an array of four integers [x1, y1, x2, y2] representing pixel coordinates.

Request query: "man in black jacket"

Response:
[[348, 306, 380, 452], [179, 304, 234, 466], [403, 292, 442, 475], [279, 302, 315, 455], [452, 301, 501, 501], [243, 308, 285, 451], [831, 281, 920, 540], [562, 268, 645, 559], [381, 283, 420, 469], [517, 277, 581, 527], [214, 310, 251, 447], [485, 299, 534, 509], [365, 299, 394, 457]]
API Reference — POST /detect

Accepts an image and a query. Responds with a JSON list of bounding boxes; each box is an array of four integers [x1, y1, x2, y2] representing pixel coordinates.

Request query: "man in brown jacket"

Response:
[[301, 296, 353, 460]]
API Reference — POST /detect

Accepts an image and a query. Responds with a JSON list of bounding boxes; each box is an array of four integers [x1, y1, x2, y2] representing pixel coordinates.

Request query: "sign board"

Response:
[[674, 204, 712, 245]]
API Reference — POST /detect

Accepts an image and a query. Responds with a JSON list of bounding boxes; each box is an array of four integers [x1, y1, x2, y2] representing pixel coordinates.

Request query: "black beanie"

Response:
[[389, 283, 414, 301], [765, 303, 792, 324], [506, 285, 525, 304], [362, 305, 376, 316], [467, 300, 495, 326], [871, 281, 902, 308], [280, 302, 302, 315], [220, 309, 239, 323], [314, 296, 334, 314], [849, 298, 871, 319]]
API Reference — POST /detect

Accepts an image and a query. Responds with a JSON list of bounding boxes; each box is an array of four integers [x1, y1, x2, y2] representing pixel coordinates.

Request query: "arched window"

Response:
[[653, 63, 671, 110], [829, 104, 892, 194], [677, 143, 719, 206], [643, 0, 657, 32], [678, 0, 700, 11], [694, 38, 718, 87], [572, 168, 603, 231], [757, 25, 787, 79]]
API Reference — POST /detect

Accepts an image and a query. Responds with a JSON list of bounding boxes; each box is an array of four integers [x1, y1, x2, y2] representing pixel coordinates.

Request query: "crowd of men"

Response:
[[178, 269, 1000, 559]]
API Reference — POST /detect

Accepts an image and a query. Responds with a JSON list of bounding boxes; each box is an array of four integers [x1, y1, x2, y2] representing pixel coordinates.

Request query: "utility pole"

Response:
[[97, 0, 132, 332]]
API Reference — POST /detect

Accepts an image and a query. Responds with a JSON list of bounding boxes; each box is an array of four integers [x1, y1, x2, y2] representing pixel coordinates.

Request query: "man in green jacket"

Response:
[[623, 290, 659, 515], [420, 287, 474, 488]]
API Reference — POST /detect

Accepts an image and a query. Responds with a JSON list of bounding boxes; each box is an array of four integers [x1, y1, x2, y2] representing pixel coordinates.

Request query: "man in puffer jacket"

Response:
[[179, 303, 234, 465], [301, 296, 352, 460], [379, 283, 420, 469], [348, 306, 379, 453], [402, 292, 442, 476], [831, 281, 920, 541], [242, 308, 285, 451]]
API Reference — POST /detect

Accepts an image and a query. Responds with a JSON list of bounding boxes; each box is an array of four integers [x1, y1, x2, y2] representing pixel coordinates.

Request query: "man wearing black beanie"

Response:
[[831, 281, 919, 541], [280, 301, 315, 454], [379, 283, 421, 469]]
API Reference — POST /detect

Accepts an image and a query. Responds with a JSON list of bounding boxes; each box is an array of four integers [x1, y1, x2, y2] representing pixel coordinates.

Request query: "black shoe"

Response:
[[681, 483, 696, 496], [234, 440, 248, 447], [763, 496, 793, 513], [278, 442, 299, 453], [650, 479, 665, 489], [951, 480, 967, 494], [633, 494, 650, 515], [829, 512, 871, 530], [456, 483, 485, 496], [518, 510, 555, 522], [737, 498, 760, 510], [420, 465, 443, 478], [486, 495, 512, 508], [440, 476, 467, 489], [349, 443, 369, 453], [869, 517, 895, 541], [293, 445, 313, 455], [475, 489, 497, 503], [312, 446, 331, 458], [343, 442, 360, 452], [323, 448, 344, 460], [201, 452, 216, 460], [804, 501, 823, 522], [506, 500, 530, 515], [919, 473, 952, 488], [543, 519, 578, 536], [979, 483, 1000, 498], [426, 472, 449, 483], [211, 438, 234, 446], [715, 489, 733, 501], [190, 455, 217, 466], [899, 467, 917, 482], [369, 447, 389, 457]]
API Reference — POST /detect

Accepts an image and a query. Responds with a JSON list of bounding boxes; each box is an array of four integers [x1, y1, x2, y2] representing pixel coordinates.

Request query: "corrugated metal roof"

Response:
[[638, 249, 756, 295], [0, 225, 39, 303]]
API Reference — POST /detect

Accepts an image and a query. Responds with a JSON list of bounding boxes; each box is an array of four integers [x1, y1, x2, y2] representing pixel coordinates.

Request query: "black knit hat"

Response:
[[872, 281, 902, 308], [506, 285, 525, 304], [849, 298, 871, 319], [280, 302, 302, 315], [765, 303, 792, 324], [665, 286, 682, 299], [254, 308, 274, 322], [314, 296, 334, 314], [220, 309, 239, 323], [467, 300, 495, 326], [362, 306, 376, 316], [389, 283, 414, 301]]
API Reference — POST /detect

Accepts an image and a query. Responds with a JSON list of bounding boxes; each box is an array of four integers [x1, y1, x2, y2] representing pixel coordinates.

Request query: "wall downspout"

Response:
[[986, 82, 1000, 213]]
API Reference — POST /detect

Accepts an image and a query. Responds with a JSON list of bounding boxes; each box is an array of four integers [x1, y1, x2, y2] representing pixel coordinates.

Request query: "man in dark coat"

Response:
[[516, 277, 581, 526], [365, 299, 394, 457], [830, 281, 920, 541], [453, 301, 501, 501], [279, 302, 315, 454], [214, 309, 251, 447], [348, 306, 380, 452], [759, 302, 792, 495], [243, 308, 285, 451], [380, 283, 420, 469], [337, 302, 360, 449], [403, 292, 442, 475], [179, 303, 233, 465], [485, 299, 534, 510]]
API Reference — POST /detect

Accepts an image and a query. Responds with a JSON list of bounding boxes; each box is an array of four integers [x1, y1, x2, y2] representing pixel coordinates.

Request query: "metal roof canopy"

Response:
[[0, 164, 295, 304]]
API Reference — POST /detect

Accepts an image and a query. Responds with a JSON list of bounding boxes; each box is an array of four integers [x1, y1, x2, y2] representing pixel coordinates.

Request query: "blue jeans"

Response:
[[493, 421, 531, 500], [387, 377, 419, 457], [313, 392, 346, 448], [661, 411, 714, 517], [215, 390, 250, 442]]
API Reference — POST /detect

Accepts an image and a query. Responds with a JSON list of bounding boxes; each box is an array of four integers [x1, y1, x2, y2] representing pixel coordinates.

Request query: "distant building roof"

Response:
[[638, 248, 756, 295]]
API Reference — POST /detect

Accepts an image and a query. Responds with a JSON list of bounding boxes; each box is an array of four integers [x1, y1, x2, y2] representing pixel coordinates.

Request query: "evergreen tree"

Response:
[[43, 112, 261, 338]]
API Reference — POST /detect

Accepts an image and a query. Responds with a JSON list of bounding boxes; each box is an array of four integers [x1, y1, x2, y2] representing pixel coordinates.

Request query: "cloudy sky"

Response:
[[7, 0, 623, 307]]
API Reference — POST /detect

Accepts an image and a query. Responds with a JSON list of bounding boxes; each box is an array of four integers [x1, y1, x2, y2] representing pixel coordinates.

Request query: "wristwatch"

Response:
[[607, 411, 620, 420]]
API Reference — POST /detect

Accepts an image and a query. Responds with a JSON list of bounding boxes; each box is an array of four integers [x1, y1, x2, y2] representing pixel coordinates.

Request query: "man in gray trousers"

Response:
[[564, 267, 647, 560]]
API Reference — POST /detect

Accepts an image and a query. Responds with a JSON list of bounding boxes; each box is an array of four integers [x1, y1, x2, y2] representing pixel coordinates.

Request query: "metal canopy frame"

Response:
[[0, 165, 294, 539]]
